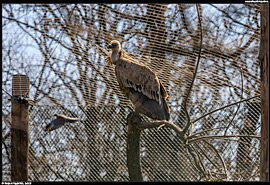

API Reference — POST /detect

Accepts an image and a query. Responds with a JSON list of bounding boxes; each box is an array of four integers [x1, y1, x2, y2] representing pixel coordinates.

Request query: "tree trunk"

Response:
[[259, 4, 269, 182]]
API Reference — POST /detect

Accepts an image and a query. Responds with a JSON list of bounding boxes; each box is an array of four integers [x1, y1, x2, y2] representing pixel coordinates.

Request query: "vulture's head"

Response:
[[108, 40, 121, 52]]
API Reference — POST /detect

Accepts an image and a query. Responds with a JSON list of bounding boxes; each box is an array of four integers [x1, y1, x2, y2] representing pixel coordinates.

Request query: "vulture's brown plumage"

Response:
[[106, 40, 170, 121]]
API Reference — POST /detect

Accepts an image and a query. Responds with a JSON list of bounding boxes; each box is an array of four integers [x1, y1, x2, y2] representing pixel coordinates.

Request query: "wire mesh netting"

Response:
[[2, 4, 262, 181]]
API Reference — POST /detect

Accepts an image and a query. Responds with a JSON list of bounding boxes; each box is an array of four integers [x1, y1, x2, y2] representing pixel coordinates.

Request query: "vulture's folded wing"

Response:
[[115, 57, 165, 104], [54, 114, 80, 123]]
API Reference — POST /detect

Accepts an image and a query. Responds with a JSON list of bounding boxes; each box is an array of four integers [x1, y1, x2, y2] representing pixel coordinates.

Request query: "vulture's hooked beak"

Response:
[[108, 44, 113, 49]]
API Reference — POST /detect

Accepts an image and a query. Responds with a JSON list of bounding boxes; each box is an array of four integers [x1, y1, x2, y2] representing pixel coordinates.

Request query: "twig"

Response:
[[188, 144, 208, 180], [224, 68, 243, 135], [190, 126, 229, 138], [192, 95, 260, 124], [2, 137, 11, 163], [202, 140, 229, 181], [28, 147, 68, 181], [196, 137, 260, 150], [189, 134, 260, 143], [183, 4, 203, 135], [2, 88, 12, 97], [194, 142, 221, 173], [210, 4, 257, 32]]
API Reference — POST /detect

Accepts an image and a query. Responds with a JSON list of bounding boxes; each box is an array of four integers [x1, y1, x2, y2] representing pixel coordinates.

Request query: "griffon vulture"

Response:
[[106, 40, 170, 121]]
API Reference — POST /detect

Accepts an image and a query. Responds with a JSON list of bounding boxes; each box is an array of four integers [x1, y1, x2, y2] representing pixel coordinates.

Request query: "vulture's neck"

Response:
[[110, 49, 121, 64]]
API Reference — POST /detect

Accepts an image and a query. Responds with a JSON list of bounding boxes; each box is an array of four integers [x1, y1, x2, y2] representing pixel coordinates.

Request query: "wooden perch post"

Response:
[[11, 74, 30, 181], [126, 112, 143, 181], [126, 112, 208, 181]]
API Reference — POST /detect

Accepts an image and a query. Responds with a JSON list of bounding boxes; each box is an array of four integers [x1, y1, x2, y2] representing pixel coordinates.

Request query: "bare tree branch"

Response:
[[189, 134, 260, 143], [183, 4, 203, 136], [224, 68, 243, 135], [192, 95, 260, 124]]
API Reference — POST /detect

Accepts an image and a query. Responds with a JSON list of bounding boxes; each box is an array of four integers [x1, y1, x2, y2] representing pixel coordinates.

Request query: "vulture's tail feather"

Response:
[[130, 89, 170, 121]]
